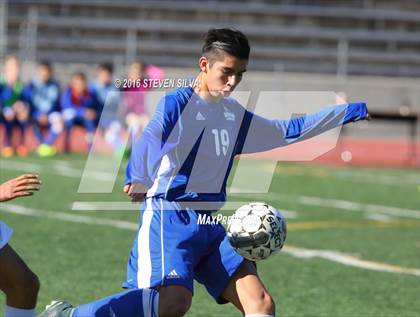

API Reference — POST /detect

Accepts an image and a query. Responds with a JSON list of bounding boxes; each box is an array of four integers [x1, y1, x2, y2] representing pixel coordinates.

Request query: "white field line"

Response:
[[1, 203, 419, 277], [1, 159, 113, 181], [3, 158, 419, 187], [275, 166, 419, 187], [298, 195, 420, 219], [231, 189, 419, 220], [2, 159, 418, 219], [283, 246, 420, 277], [1, 203, 138, 230], [332, 170, 419, 186], [71, 201, 299, 218], [364, 213, 395, 221]]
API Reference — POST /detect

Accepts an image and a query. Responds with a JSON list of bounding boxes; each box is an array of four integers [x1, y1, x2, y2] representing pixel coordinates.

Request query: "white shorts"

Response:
[[0, 221, 13, 250]]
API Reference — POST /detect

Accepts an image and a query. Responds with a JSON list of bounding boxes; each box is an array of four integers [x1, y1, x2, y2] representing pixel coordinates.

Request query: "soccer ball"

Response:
[[227, 202, 287, 261]]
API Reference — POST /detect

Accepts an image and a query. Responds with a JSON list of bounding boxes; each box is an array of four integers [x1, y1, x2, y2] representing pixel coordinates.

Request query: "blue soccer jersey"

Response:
[[123, 86, 368, 303], [125, 86, 367, 206]]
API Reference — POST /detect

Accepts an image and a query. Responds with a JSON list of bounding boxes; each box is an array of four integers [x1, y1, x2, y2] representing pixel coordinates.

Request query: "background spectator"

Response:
[[123, 61, 164, 138], [0, 55, 30, 157], [22, 61, 61, 157], [61, 72, 96, 152]]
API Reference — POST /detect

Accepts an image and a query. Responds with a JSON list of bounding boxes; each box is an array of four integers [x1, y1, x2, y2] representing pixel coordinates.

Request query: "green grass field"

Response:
[[0, 154, 419, 317]]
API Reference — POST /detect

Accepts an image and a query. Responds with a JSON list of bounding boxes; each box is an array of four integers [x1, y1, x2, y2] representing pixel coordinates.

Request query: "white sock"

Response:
[[4, 305, 36, 317], [245, 314, 274, 317]]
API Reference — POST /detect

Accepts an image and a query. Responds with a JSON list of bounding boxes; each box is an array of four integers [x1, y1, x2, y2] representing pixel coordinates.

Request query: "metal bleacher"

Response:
[[4, 0, 420, 77]]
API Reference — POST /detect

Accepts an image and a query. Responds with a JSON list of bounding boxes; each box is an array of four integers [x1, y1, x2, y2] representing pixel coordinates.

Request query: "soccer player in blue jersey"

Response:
[[40, 28, 369, 317]]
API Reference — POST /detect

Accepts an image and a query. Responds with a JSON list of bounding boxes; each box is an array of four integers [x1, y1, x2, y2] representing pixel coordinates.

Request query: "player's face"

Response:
[[128, 62, 145, 80], [38, 66, 51, 82], [98, 69, 112, 85], [4, 57, 20, 85], [71, 76, 86, 95], [201, 54, 247, 99]]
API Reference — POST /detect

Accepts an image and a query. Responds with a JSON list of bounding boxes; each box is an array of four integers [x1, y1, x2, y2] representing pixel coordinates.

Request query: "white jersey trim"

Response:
[[137, 200, 154, 288]]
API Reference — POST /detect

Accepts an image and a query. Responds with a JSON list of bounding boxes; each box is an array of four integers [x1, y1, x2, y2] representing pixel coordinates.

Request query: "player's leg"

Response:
[[195, 224, 275, 316], [221, 260, 275, 316], [123, 198, 198, 316], [13, 101, 30, 156], [1, 107, 16, 157], [103, 120, 124, 152], [39, 288, 157, 317], [39, 285, 192, 317], [44, 112, 63, 145], [82, 108, 97, 148], [32, 113, 45, 144], [62, 115, 74, 153], [37, 112, 61, 156], [158, 285, 192, 317], [39, 199, 196, 317], [0, 244, 40, 317]]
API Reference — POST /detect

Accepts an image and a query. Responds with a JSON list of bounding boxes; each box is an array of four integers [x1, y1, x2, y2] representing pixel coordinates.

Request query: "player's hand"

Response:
[[0, 174, 42, 202], [124, 183, 147, 202]]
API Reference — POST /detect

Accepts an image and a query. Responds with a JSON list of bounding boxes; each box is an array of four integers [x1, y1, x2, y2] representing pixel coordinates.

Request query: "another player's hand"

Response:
[[0, 174, 42, 202], [124, 183, 147, 202]]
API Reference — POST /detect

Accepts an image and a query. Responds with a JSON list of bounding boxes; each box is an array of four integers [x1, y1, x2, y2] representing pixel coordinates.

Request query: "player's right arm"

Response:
[[0, 174, 41, 202], [124, 95, 181, 202]]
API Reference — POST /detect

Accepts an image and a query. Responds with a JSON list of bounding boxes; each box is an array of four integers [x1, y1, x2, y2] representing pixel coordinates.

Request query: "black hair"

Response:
[[39, 60, 52, 70], [98, 62, 113, 74], [72, 71, 86, 81], [202, 28, 250, 65]]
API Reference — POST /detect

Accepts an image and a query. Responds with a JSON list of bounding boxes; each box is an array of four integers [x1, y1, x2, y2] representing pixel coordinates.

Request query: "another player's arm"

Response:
[[0, 174, 41, 202], [124, 95, 181, 202], [236, 102, 369, 154]]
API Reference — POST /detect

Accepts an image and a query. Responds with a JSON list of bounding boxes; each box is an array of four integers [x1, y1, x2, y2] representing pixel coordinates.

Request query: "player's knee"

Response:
[[160, 300, 190, 317], [3, 270, 39, 302], [159, 290, 191, 317], [14, 270, 40, 297], [252, 290, 275, 315]]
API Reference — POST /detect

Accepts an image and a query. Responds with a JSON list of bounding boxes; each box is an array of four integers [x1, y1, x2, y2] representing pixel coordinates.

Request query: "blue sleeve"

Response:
[[61, 89, 72, 109], [0, 84, 3, 109], [88, 84, 101, 111], [236, 102, 368, 154], [21, 84, 37, 115], [52, 82, 61, 112], [21, 84, 33, 106], [87, 93, 96, 109], [124, 95, 181, 187]]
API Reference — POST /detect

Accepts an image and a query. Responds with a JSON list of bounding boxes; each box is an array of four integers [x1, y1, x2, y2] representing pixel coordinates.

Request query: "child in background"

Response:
[[61, 72, 96, 152], [0, 55, 30, 157], [122, 62, 164, 137], [89, 63, 123, 153], [22, 61, 61, 157]]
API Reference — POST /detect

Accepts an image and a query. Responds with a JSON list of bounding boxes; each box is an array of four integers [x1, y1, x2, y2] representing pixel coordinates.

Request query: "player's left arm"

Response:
[[236, 102, 369, 154]]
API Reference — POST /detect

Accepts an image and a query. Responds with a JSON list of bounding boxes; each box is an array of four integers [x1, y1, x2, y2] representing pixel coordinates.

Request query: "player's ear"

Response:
[[199, 56, 208, 73]]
